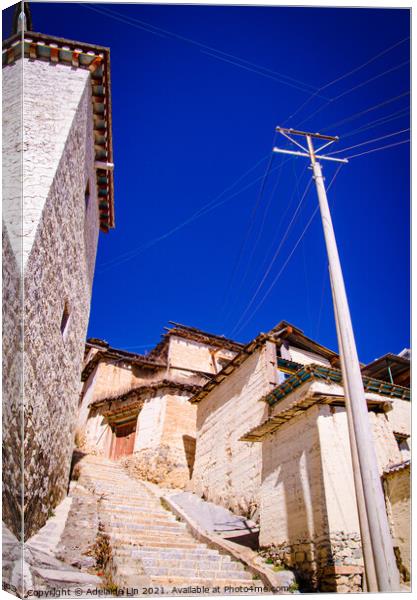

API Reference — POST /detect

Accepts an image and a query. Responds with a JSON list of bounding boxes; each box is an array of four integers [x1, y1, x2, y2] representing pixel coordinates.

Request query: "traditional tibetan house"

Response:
[[78, 323, 243, 487], [189, 322, 410, 592]]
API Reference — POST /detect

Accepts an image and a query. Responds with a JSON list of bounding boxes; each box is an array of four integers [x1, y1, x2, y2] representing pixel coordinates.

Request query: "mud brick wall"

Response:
[[126, 391, 197, 489], [259, 402, 402, 591], [191, 345, 273, 516]]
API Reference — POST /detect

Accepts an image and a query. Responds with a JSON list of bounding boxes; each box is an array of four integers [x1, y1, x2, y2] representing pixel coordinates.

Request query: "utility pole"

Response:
[[272, 127, 400, 592]]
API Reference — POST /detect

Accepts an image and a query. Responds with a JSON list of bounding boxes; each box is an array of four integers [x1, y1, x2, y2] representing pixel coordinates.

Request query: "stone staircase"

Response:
[[78, 455, 259, 593]]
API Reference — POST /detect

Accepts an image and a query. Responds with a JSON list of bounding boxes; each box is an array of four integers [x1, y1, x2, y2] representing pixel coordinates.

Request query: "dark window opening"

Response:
[[61, 302, 70, 339], [85, 181, 90, 213]]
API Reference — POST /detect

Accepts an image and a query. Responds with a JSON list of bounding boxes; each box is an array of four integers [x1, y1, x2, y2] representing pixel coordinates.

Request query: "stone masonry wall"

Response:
[[2, 58, 23, 261], [191, 346, 272, 517], [2, 226, 23, 539], [2, 52, 23, 540], [22, 59, 99, 538]]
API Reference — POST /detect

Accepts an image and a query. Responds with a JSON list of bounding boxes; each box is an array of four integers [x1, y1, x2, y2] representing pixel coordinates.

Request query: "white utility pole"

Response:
[[272, 127, 400, 592]]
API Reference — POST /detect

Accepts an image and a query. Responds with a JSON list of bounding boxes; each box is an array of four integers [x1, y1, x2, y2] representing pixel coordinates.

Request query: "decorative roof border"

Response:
[[2, 31, 115, 232], [81, 348, 166, 382], [90, 379, 200, 412], [262, 363, 410, 408], [241, 387, 392, 442]]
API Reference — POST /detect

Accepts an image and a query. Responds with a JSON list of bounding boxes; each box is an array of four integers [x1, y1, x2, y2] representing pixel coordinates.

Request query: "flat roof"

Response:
[[361, 353, 410, 386]]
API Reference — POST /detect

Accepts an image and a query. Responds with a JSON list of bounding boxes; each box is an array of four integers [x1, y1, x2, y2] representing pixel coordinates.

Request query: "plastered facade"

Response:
[[125, 390, 197, 488], [168, 336, 236, 379], [79, 333, 237, 488], [191, 346, 273, 516], [19, 58, 100, 538], [259, 397, 403, 591]]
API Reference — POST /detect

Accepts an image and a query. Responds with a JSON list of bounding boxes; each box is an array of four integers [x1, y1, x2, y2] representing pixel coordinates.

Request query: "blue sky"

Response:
[[4, 3, 410, 363]]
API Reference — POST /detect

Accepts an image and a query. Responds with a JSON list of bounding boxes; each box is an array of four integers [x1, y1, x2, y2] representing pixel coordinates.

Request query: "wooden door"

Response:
[[112, 420, 136, 460]]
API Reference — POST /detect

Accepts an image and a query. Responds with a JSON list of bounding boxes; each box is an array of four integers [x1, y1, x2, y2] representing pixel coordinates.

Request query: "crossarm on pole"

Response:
[[272, 146, 348, 164]]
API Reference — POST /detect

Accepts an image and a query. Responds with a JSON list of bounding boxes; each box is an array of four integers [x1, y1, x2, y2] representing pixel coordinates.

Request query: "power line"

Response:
[[257, 165, 309, 274], [229, 175, 313, 336], [284, 36, 409, 124], [219, 147, 281, 319], [84, 3, 325, 97], [231, 164, 343, 337], [315, 260, 329, 340], [321, 91, 409, 132], [297, 59, 409, 128], [328, 128, 409, 155], [233, 135, 409, 335], [340, 107, 409, 139], [222, 163, 306, 328], [332, 60, 409, 102], [98, 153, 271, 272], [346, 138, 409, 159]]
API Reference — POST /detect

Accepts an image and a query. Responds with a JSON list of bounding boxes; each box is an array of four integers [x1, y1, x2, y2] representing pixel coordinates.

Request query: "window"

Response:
[[85, 181, 90, 213], [395, 433, 410, 461], [60, 302, 71, 340]]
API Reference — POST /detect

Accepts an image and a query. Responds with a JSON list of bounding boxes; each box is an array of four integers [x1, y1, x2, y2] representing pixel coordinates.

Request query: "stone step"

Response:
[[101, 511, 179, 524], [103, 515, 180, 527], [107, 522, 187, 533], [106, 514, 181, 525], [100, 504, 170, 515], [98, 495, 158, 506], [148, 576, 258, 588], [108, 535, 200, 550], [76, 458, 256, 590], [138, 558, 241, 571], [133, 549, 229, 560], [143, 567, 250, 579], [131, 547, 220, 558], [107, 526, 191, 537]]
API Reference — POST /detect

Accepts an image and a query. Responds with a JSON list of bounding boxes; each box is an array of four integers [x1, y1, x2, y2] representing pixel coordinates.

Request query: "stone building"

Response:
[[77, 323, 242, 487], [2, 23, 115, 539], [189, 321, 410, 592]]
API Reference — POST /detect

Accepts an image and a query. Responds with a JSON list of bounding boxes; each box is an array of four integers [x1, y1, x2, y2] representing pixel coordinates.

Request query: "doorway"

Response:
[[110, 420, 136, 460]]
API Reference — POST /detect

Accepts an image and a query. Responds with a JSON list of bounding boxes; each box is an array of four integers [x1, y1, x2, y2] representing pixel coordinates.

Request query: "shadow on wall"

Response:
[[261, 408, 333, 592], [183, 435, 196, 478]]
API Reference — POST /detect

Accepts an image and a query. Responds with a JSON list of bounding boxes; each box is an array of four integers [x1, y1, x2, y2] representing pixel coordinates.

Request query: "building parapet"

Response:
[[148, 321, 244, 360]]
